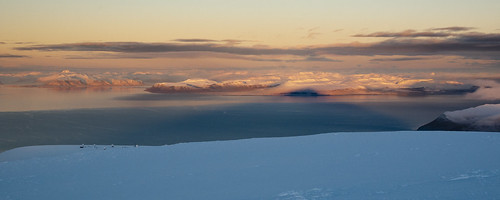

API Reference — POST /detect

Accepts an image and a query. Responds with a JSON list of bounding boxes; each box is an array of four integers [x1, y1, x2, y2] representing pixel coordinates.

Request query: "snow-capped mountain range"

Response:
[[146, 78, 281, 93], [0, 70, 493, 97], [37, 70, 143, 87]]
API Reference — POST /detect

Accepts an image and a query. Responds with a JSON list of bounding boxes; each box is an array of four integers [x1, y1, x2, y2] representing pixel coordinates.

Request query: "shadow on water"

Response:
[[0, 102, 409, 152]]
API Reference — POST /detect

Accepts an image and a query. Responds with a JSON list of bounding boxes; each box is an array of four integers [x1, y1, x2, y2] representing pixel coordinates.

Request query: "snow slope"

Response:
[[1, 131, 500, 199], [419, 104, 500, 131], [146, 78, 281, 93]]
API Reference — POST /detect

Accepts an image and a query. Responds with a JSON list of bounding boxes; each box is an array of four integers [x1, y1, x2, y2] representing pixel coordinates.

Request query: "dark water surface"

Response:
[[0, 86, 497, 152]]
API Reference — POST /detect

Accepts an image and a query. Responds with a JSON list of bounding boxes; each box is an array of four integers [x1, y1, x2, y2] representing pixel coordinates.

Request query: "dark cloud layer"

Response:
[[353, 30, 452, 38], [370, 57, 430, 62], [354, 27, 476, 38], [14, 30, 500, 60], [287, 56, 342, 63], [16, 42, 312, 56], [320, 32, 500, 59], [431, 26, 475, 32], [173, 38, 247, 45], [0, 54, 29, 58], [173, 39, 219, 43]]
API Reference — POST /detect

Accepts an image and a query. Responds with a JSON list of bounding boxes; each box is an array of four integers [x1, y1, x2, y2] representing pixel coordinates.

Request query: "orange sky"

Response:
[[1, 0, 499, 77]]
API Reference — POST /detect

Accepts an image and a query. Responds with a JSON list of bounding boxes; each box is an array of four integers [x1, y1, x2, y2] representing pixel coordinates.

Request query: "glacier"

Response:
[[1, 131, 500, 199]]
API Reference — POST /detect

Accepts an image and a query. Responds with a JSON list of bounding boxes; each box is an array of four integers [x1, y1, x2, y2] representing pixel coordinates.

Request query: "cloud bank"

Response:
[[466, 80, 500, 100], [14, 29, 500, 60], [0, 54, 29, 58]]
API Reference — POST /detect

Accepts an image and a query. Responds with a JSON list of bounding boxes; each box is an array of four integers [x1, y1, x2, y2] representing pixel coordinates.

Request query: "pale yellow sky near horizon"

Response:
[[1, 0, 500, 73], [2, 0, 499, 44]]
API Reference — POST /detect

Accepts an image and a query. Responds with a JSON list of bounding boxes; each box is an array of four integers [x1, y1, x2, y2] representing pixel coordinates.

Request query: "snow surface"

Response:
[[444, 104, 500, 128], [1, 131, 500, 200]]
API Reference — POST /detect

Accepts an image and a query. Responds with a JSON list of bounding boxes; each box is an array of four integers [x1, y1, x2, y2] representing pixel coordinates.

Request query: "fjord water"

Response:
[[0, 86, 496, 152]]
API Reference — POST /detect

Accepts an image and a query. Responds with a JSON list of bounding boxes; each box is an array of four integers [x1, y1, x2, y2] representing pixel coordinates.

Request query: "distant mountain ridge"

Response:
[[38, 70, 143, 87], [146, 78, 281, 93]]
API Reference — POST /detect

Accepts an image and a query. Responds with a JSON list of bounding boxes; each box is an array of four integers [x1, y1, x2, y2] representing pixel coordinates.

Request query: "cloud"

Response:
[[430, 26, 475, 32], [15, 42, 311, 56], [370, 57, 431, 62], [276, 72, 478, 97], [304, 27, 321, 39], [466, 80, 500, 100], [318, 33, 500, 59], [305, 32, 321, 39], [173, 39, 218, 43], [14, 42, 36, 45], [14, 30, 500, 60], [65, 54, 156, 59], [286, 56, 342, 63], [0, 54, 30, 58], [0, 71, 42, 77], [354, 27, 476, 38], [443, 103, 500, 131], [220, 39, 248, 45], [353, 30, 452, 37], [173, 38, 248, 45], [63, 52, 341, 63]]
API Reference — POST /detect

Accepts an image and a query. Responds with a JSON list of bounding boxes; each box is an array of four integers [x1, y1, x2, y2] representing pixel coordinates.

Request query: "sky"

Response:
[[1, 0, 500, 87]]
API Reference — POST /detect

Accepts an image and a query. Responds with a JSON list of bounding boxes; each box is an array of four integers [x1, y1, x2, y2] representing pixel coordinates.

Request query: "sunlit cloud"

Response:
[[0, 71, 41, 77]]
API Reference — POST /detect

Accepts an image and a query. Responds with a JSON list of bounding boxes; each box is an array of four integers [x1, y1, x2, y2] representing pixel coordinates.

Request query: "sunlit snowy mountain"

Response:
[[37, 70, 143, 87], [419, 104, 500, 132], [146, 78, 281, 93]]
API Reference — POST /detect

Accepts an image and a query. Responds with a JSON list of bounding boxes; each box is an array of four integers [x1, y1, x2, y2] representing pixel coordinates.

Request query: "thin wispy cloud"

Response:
[[14, 42, 36, 45], [304, 27, 321, 39]]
